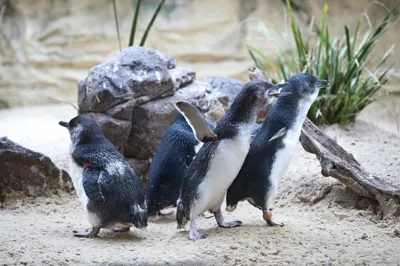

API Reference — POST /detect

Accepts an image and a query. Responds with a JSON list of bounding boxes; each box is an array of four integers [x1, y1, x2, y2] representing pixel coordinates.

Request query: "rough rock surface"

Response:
[[78, 47, 244, 175], [204, 76, 244, 105], [126, 80, 210, 160], [0, 137, 71, 202], [78, 46, 175, 114]]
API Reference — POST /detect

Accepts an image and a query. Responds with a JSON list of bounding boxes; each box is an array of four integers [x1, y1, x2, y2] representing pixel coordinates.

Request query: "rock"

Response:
[[125, 80, 210, 160], [78, 46, 174, 114], [89, 113, 131, 155], [205, 101, 226, 122], [127, 158, 150, 182], [201, 76, 245, 121], [77, 48, 252, 179], [78, 47, 202, 162], [169, 66, 196, 91], [0, 137, 71, 202], [204, 76, 244, 105]]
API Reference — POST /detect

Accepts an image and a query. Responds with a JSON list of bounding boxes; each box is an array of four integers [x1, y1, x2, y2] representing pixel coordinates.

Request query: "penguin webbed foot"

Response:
[[266, 220, 284, 227], [189, 230, 208, 240], [213, 209, 243, 228], [73, 227, 100, 238], [263, 210, 284, 227], [218, 220, 243, 228], [188, 219, 207, 240], [112, 227, 130, 233]]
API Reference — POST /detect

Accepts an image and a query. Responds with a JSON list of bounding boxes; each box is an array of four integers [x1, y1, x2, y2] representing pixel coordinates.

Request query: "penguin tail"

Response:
[[131, 204, 148, 229], [176, 197, 188, 229], [226, 191, 239, 213]]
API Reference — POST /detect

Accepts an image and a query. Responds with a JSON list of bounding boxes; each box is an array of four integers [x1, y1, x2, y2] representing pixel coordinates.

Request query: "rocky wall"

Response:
[[0, 0, 399, 108]]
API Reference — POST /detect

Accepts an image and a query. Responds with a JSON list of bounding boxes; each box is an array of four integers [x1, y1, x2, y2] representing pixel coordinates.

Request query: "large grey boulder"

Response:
[[78, 46, 174, 114], [78, 46, 245, 178], [126, 80, 210, 160], [0, 137, 71, 202]]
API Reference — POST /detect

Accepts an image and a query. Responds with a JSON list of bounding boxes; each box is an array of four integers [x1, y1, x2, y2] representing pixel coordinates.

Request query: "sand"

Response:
[[1, 104, 400, 265]]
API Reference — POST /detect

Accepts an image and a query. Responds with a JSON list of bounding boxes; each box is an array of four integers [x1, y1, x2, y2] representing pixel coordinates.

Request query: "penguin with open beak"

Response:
[[226, 73, 330, 226], [175, 80, 289, 240]]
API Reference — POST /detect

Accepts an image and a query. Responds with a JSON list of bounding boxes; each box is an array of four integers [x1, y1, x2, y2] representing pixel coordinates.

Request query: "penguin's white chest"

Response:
[[266, 97, 313, 200], [194, 133, 251, 215], [68, 158, 88, 209], [269, 127, 299, 185], [68, 158, 101, 227]]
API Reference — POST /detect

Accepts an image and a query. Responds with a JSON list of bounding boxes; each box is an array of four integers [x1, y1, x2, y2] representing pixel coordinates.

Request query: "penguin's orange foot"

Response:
[[263, 211, 273, 221], [263, 211, 284, 227]]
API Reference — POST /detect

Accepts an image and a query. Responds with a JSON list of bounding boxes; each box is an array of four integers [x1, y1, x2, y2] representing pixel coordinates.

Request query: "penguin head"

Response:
[[59, 114, 104, 145], [235, 80, 288, 112], [286, 73, 330, 100], [224, 80, 288, 123]]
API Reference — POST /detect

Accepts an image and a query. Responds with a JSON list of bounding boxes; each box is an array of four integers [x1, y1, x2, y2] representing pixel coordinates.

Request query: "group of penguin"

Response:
[[59, 73, 329, 240]]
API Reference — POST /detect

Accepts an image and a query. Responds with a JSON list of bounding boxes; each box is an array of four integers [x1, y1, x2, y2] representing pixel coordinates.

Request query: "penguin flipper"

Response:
[[175, 101, 217, 142], [82, 168, 105, 202], [269, 127, 287, 142], [251, 123, 261, 141]]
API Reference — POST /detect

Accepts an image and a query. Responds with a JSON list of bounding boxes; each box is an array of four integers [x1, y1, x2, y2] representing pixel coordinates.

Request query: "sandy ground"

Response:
[[1, 104, 400, 265]]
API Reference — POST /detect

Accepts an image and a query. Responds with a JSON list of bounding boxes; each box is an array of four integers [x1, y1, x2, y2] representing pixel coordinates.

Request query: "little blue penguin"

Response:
[[146, 109, 216, 217], [59, 114, 147, 238], [175, 80, 288, 240], [226, 73, 330, 226]]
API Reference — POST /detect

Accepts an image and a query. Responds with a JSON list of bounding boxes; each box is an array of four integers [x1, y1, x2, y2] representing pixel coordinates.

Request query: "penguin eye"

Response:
[[69, 117, 78, 129]]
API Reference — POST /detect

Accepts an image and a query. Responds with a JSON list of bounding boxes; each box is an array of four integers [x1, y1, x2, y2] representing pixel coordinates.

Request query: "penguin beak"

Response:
[[316, 80, 330, 89], [59, 121, 69, 129], [267, 82, 291, 97]]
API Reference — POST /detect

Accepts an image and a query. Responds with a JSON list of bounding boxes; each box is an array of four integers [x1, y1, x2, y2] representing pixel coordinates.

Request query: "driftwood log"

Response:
[[248, 67, 400, 217]]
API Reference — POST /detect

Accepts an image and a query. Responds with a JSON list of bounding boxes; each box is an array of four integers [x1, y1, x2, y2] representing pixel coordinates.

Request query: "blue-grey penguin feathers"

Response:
[[175, 79, 290, 239], [146, 109, 216, 217], [226, 73, 329, 222], [59, 114, 147, 229]]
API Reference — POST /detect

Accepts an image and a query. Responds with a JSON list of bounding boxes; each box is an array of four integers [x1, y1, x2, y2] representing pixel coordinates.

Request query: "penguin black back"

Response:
[[146, 112, 205, 217]]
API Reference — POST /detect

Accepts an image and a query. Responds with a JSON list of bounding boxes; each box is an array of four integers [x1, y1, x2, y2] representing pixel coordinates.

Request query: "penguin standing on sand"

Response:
[[59, 114, 147, 238], [175, 80, 288, 240], [226, 73, 329, 226], [146, 109, 216, 217]]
